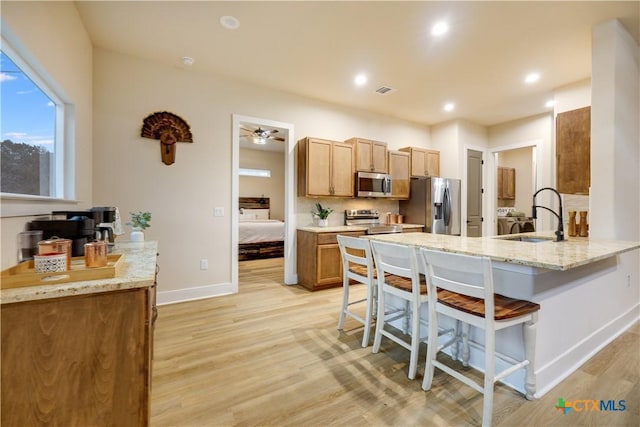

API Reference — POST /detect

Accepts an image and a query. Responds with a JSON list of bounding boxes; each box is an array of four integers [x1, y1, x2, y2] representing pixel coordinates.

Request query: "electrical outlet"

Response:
[[200, 259, 209, 270], [214, 207, 224, 217]]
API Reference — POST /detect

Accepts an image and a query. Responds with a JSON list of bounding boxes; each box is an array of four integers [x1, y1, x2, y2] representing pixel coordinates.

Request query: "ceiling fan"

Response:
[[240, 126, 285, 144]]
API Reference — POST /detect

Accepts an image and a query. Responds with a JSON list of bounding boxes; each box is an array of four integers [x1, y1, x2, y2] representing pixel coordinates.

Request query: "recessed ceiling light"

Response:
[[545, 99, 556, 108], [220, 15, 240, 30], [182, 56, 195, 66], [431, 21, 449, 37], [525, 72, 540, 84], [354, 73, 368, 86], [443, 102, 455, 112]]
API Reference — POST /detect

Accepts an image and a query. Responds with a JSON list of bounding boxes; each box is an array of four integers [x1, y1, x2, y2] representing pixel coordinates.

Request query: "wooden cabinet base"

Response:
[[297, 230, 365, 291], [1, 288, 152, 426]]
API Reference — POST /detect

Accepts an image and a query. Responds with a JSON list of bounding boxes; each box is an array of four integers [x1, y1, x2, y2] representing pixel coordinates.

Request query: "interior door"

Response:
[[466, 149, 483, 237]]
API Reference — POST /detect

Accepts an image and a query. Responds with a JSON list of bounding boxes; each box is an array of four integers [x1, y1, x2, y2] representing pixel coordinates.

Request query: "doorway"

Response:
[[466, 149, 484, 237], [487, 140, 541, 236], [232, 115, 296, 292]]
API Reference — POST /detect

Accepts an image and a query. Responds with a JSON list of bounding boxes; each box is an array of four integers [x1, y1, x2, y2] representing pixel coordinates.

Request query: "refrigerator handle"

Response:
[[443, 188, 451, 226]]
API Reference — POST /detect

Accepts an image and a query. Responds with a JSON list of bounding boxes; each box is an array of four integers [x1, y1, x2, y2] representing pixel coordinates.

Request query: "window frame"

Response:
[[1, 36, 69, 201]]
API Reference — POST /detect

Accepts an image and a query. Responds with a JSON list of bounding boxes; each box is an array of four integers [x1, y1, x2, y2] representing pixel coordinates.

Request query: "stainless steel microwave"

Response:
[[356, 172, 393, 197]]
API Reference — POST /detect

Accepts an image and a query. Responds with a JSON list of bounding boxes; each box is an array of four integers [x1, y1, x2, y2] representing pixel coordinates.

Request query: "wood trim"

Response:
[[239, 197, 270, 210]]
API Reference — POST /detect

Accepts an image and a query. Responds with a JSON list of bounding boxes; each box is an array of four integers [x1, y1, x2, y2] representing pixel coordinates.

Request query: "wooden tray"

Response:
[[1, 254, 124, 290]]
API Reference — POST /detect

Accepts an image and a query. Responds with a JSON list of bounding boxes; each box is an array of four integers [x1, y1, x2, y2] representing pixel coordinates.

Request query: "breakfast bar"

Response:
[[366, 231, 640, 396]]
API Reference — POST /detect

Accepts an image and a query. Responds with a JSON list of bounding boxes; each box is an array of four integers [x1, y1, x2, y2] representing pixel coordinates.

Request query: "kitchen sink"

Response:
[[495, 236, 555, 243]]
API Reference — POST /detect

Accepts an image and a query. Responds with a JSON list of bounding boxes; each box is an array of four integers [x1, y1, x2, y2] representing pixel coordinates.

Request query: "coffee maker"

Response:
[[29, 216, 96, 256], [29, 207, 117, 256]]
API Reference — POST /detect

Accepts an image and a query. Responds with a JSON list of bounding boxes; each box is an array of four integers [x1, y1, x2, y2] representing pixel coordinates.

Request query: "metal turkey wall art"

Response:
[[141, 111, 193, 165]]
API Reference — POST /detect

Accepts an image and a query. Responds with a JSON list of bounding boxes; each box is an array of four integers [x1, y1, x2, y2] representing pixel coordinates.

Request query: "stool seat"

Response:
[[386, 274, 427, 295], [438, 290, 540, 320]]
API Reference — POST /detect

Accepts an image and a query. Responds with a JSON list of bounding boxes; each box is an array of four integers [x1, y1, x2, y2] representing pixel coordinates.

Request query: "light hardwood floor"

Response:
[[151, 258, 639, 426]]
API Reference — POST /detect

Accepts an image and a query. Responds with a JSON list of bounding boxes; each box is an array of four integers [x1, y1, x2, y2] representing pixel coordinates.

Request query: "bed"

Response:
[[238, 197, 285, 261]]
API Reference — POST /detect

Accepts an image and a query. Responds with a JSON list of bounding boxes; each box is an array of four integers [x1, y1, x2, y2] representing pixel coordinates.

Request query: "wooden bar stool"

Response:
[[337, 235, 377, 347], [419, 248, 540, 427], [370, 240, 428, 380]]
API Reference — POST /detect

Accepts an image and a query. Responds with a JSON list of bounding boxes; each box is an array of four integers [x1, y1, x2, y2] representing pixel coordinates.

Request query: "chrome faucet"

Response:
[[532, 187, 565, 242]]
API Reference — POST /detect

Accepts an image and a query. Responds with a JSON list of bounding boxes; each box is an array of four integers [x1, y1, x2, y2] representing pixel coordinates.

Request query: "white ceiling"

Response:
[[75, 1, 639, 127]]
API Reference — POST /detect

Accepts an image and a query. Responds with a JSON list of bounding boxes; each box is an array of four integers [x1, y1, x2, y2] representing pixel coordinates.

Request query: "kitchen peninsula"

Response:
[[1, 241, 158, 427], [366, 232, 640, 397]]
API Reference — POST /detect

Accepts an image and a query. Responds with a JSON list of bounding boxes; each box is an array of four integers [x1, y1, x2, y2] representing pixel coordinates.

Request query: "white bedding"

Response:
[[239, 219, 285, 244]]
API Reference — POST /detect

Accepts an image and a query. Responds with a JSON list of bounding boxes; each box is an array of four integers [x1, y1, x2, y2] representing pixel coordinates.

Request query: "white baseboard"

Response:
[[157, 282, 235, 305], [534, 304, 639, 397]]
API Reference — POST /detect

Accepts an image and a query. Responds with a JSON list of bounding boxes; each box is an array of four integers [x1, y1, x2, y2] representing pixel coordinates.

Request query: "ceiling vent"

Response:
[[375, 86, 396, 95]]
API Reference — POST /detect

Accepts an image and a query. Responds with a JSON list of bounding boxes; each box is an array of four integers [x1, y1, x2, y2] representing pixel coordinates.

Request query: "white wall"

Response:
[[91, 48, 431, 297], [591, 20, 640, 241], [1, 2, 93, 268], [239, 148, 285, 220]]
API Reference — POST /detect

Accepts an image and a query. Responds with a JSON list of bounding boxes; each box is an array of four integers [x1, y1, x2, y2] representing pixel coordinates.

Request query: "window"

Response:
[[239, 168, 271, 178], [1, 41, 65, 198]]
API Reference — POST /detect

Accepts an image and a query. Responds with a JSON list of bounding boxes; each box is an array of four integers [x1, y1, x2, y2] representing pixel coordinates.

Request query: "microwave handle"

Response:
[[384, 177, 391, 195]]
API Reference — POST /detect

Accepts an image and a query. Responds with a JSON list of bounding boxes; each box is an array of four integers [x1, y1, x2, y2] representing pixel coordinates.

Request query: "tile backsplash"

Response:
[[296, 197, 399, 227]]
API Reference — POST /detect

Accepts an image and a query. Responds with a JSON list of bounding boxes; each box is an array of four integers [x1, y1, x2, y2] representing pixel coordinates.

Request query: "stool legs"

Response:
[[523, 313, 538, 400], [483, 327, 496, 427], [361, 283, 375, 347], [337, 278, 350, 331], [461, 322, 471, 367], [372, 284, 385, 354]]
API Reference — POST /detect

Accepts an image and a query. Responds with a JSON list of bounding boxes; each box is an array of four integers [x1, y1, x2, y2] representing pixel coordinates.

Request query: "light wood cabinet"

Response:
[[347, 137, 388, 173], [1, 286, 155, 426], [556, 106, 590, 195], [388, 150, 410, 199], [297, 230, 365, 291], [399, 146, 440, 177], [298, 137, 354, 197], [497, 166, 516, 200]]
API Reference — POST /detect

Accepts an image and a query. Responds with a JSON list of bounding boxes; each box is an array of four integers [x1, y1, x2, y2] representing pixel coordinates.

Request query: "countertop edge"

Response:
[[1, 241, 158, 304]]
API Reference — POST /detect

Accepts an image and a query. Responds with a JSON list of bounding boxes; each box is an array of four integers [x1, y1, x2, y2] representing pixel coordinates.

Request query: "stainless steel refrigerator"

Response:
[[400, 177, 461, 235]]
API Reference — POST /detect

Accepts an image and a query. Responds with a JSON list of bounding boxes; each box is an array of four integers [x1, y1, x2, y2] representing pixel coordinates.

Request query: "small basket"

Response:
[[34, 253, 67, 273]]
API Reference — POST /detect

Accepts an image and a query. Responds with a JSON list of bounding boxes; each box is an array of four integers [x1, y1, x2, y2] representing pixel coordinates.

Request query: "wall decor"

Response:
[[141, 111, 193, 165]]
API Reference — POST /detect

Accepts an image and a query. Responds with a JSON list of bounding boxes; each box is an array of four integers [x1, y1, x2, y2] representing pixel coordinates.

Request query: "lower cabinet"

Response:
[[297, 230, 365, 290], [1, 287, 155, 426]]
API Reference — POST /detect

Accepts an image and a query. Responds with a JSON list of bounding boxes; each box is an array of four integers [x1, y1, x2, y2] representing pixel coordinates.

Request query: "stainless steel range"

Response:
[[344, 209, 403, 235]]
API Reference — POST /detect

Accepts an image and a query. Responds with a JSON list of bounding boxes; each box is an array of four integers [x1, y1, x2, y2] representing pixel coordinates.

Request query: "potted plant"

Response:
[[312, 203, 333, 227], [127, 211, 151, 242]]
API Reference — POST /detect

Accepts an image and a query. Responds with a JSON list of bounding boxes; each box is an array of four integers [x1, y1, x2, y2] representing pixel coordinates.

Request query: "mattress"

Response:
[[239, 219, 285, 244]]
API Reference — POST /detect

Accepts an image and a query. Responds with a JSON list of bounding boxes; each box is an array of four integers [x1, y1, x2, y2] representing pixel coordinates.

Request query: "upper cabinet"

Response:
[[347, 138, 388, 173], [297, 137, 354, 197], [556, 106, 590, 195], [497, 166, 516, 200], [388, 150, 410, 199], [399, 146, 440, 177]]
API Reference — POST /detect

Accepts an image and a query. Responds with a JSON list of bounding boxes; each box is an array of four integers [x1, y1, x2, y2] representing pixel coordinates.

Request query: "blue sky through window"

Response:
[[1, 51, 55, 152]]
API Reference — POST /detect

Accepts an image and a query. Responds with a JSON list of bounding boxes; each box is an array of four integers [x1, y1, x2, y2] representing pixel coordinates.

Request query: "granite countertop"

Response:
[[1, 241, 158, 304], [366, 232, 640, 271], [297, 223, 424, 233]]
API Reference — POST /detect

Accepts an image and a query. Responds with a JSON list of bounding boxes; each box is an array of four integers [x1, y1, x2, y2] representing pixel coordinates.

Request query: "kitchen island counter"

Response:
[[366, 231, 639, 398], [366, 232, 640, 271]]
